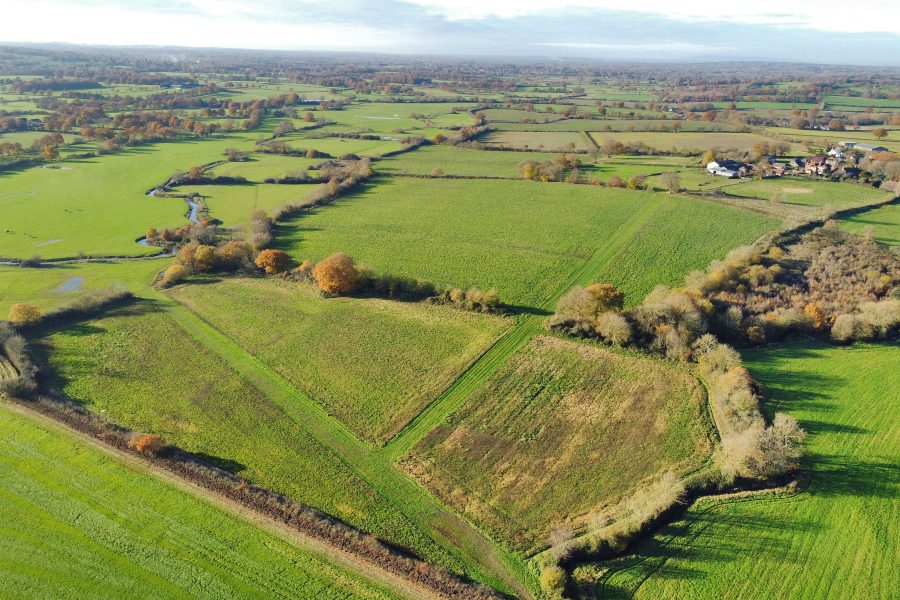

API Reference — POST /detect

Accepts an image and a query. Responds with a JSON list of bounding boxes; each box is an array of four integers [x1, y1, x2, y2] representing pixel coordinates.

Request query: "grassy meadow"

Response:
[[406, 335, 712, 554], [35, 302, 453, 567], [169, 277, 510, 446], [839, 202, 900, 247], [598, 341, 900, 600], [478, 131, 594, 151], [275, 178, 651, 309], [0, 406, 405, 600], [722, 178, 893, 209], [378, 145, 564, 178], [588, 131, 802, 153]]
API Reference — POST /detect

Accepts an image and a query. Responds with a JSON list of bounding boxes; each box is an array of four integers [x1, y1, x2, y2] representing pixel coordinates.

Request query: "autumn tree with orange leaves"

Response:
[[312, 252, 359, 294], [255, 249, 290, 274]]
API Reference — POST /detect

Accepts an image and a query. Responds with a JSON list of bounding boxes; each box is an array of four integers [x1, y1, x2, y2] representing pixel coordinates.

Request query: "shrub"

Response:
[[595, 311, 632, 346], [7, 304, 41, 324], [255, 249, 290, 274], [160, 263, 188, 287], [539, 564, 567, 598], [312, 252, 359, 294], [128, 433, 166, 456]]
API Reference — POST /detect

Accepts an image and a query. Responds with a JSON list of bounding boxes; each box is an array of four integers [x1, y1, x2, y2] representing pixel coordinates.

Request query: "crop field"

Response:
[[0, 135, 264, 259], [405, 335, 712, 554], [378, 145, 564, 178], [599, 341, 900, 600], [592, 196, 779, 305], [839, 202, 900, 247], [0, 406, 405, 600], [478, 131, 594, 151], [0, 260, 166, 315], [275, 178, 651, 309], [589, 131, 800, 153], [721, 178, 893, 209], [169, 277, 510, 446], [35, 303, 452, 566]]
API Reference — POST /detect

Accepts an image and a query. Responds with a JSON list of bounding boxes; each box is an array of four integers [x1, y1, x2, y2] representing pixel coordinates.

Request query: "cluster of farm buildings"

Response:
[[706, 141, 888, 179]]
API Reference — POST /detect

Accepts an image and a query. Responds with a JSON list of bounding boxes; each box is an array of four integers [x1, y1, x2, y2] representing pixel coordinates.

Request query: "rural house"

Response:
[[804, 155, 830, 175]]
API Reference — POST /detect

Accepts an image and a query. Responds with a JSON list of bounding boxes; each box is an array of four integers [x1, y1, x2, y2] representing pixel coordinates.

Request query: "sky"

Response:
[[3, 0, 900, 65]]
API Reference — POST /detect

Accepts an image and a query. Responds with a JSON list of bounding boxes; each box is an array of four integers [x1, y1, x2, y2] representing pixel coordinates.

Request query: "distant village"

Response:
[[707, 141, 889, 180]]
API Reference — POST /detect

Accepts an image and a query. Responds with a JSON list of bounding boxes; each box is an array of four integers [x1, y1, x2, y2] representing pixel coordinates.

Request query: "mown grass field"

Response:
[[722, 178, 893, 209], [0, 260, 166, 316], [35, 303, 454, 567], [169, 277, 510, 446], [275, 178, 649, 309], [598, 340, 900, 600], [406, 335, 712, 554], [492, 120, 739, 133], [839, 202, 900, 247], [280, 135, 406, 157], [0, 135, 262, 259], [0, 406, 405, 600]]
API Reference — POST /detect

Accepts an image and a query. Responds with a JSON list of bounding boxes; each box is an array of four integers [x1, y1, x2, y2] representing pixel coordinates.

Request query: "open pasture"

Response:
[[37, 302, 450, 565], [178, 183, 318, 228], [275, 177, 652, 309], [494, 120, 740, 133], [721, 178, 893, 209], [0, 406, 404, 600], [209, 155, 323, 182], [477, 131, 594, 152], [281, 135, 406, 157], [378, 145, 565, 178], [311, 103, 474, 135], [839, 202, 900, 247], [766, 127, 900, 152], [599, 341, 900, 600], [406, 335, 712, 554], [169, 277, 510, 446]]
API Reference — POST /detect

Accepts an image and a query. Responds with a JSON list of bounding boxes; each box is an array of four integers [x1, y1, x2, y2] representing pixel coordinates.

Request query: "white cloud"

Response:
[[405, 0, 900, 34], [1, 1, 392, 50]]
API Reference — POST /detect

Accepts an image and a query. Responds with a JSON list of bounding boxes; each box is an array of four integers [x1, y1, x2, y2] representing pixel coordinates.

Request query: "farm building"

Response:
[[706, 160, 749, 178], [839, 142, 888, 153], [804, 156, 830, 175]]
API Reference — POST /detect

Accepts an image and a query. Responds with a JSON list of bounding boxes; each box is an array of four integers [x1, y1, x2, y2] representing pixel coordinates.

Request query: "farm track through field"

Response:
[[383, 195, 666, 461], [0, 402, 435, 600], [159, 298, 532, 599]]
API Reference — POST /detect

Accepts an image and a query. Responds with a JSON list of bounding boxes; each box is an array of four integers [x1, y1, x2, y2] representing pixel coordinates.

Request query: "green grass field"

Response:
[[209, 155, 323, 182], [378, 145, 565, 178], [35, 303, 454, 567], [0, 406, 405, 600], [275, 178, 650, 309], [589, 131, 801, 153], [479, 131, 594, 151], [721, 178, 893, 209], [839, 202, 900, 247], [177, 184, 318, 227], [598, 340, 900, 600], [406, 335, 712, 554], [169, 277, 510, 446]]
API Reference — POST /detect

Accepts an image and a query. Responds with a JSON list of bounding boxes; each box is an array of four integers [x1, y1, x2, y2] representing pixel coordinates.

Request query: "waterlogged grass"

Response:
[[276, 178, 660, 309], [0, 135, 262, 259], [0, 260, 166, 316], [36, 303, 454, 567], [839, 202, 900, 247], [0, 407, 405, 600], [407, 335, 712, 554], [599, 341, 900, 600], [169, 277, 510, 446], [593, 196, 779, 305]]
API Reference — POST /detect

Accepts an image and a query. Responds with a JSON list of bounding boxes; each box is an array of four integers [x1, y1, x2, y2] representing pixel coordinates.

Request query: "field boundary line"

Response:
[[0, 401, 438, 600]]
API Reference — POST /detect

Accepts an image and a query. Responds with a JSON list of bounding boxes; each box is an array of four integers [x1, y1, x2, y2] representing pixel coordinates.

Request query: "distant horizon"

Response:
[[4, 41, 900, 72], [3, 0, 900, 66]]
